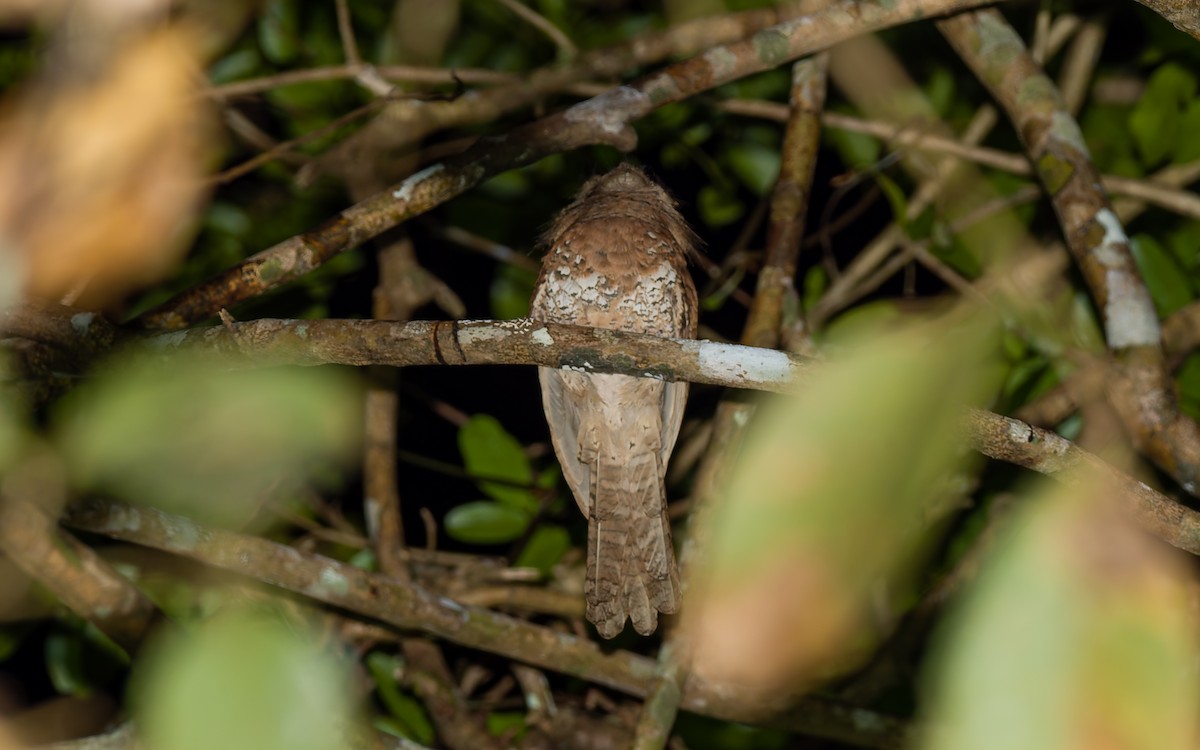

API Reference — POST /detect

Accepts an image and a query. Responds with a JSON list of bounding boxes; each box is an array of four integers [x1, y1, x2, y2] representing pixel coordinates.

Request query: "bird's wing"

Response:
[[538, 367, 590, 516]]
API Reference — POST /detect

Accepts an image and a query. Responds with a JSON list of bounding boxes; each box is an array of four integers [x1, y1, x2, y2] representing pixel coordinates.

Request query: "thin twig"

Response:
[[493, 0, 576, 58]]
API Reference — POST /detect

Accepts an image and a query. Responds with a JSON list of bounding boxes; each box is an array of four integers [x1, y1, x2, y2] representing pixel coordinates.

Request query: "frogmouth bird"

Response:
[[530, 164, 698, 638]]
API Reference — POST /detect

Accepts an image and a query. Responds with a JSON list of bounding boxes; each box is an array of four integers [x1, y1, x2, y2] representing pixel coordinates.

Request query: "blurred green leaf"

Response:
[[826, 120, 880, 168], [920, 487, 1200, 750], [445, 501, 530, 544], [208, 49, 262, 85], [45, 628, 88, 696], [1129, 63, 1197, 168], [925, 66, 956, 118], [515, 524, 571, 575], [485, 711, 526, 738], [366, 651, 435, 745], [693, 313, 999, 686], [257, 0, 300, 64], [1177, 353, 1200, 421], [875, 173, 909, 230], [458, 415, 537, 511], [1166, 221, 1200, 272], [802, 265, 827, 314], [822, 300, 903, 347], [134, 609, 354, 750], [491, 264, 536, 320], [0, 623, 31, 663], [726, 144, 780, 197], [55, 355, 359, 527], [697, 185, 745, 227], [1131, 233, 1193, 317]]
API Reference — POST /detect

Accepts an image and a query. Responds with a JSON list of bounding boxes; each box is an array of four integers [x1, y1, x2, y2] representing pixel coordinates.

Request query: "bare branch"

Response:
[[138, 0, 1005, 331], [64, 499, 909, 749]]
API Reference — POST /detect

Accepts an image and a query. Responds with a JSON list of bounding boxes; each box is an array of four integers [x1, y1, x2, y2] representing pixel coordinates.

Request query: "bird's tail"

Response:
[[586, 451, 680, 638]]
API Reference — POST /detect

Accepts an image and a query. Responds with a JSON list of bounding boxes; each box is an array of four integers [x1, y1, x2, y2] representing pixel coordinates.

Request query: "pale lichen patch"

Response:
[[1047, 110, 1089, 155], [70, 312, 96, 334], [703, 47, 738, 80], [692, 340, 794, 387], [531, 328, 555, 346], [458, 325, 514, 347], [317, 566, 350, 597], [392, 163, 445, 203], [1104, 268, 1160, 348], [563, 87, 648, 136], [1093, 208, 1128, 267]]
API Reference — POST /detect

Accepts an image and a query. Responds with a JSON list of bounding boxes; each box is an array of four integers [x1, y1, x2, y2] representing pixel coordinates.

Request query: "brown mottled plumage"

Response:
[[530, 164, 698, 638]]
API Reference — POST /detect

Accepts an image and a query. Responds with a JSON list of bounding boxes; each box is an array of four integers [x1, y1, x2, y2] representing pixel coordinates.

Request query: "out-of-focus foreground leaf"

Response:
[[918, 484, 1200, 750], [132, 608, 355, 750], [685, 311, 1000, 693], [54, 354, 360, 527], [0, 17, 217, 307]]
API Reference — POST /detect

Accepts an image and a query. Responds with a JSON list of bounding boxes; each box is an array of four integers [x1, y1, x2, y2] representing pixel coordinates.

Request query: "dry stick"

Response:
[[493, 0, 577, 58], [402, 639, 501, 750], [632, 55, 830, 750], [1015, 154, 1200, 425], [138, 315, 1200, 555], [808, 106, 999, 328], [305, 2, 826, 184], [939, 9, 1200, 496], [429, 224, 540, 273], [209, 65, 515, 98], [750, 55, 828, 350], [210, 100, 385, 185], [142, 318, 813, 392], [64, 499, 909, 750], [137, 0, 1006, 331], [0, 488, 155, 654], [1056, 12, 1107, 116], [364, 245, 411, 583], [720, 102, 1200, 220]]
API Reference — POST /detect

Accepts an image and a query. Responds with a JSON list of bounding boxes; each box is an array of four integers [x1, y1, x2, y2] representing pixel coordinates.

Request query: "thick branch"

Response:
[[939, 9, 1200, 495], [63, 500, 907, 749], [138, 0, 1004, 331], [1131, 0, 1200, 40], [144, 318, 811, 392]]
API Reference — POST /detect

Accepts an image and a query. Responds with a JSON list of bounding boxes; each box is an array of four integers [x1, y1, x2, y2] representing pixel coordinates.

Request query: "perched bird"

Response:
[[530, 164, 698, 638]]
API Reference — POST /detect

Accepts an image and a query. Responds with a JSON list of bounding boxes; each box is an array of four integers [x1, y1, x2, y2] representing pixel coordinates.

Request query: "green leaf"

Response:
[[1176, 353, 1200, 420], [0, 623, 31, 663], [515, 524, 571, 576], [875, 173, 910, 230], [1177, 100, 1200, 162], [925, 66, 956, 119], [45, 628, 88, 696], [1131, 233, 1193, 317], [826, 120, 880, 168], [491, 264, 536, 320], [133, 609, 354, 750], [54, 355, 359, 528], [1166, 221, 1200, 272], [697, 185, 745, 228], [458, 415, 537, 512], [920, 486, 1199, 750], [1129, 63, 1197, 168], [366, 652, 435, 745], [486, 712, 526, 738], [445, 501, 530, 544], [822, 301, 903, 347], [726, 143, 780, 196], [257, 0, 300, 64], [802, 265, 827, 314]]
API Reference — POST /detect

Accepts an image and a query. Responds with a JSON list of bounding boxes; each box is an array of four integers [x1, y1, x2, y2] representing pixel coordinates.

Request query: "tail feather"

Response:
[[586, 452, 680, 638]]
